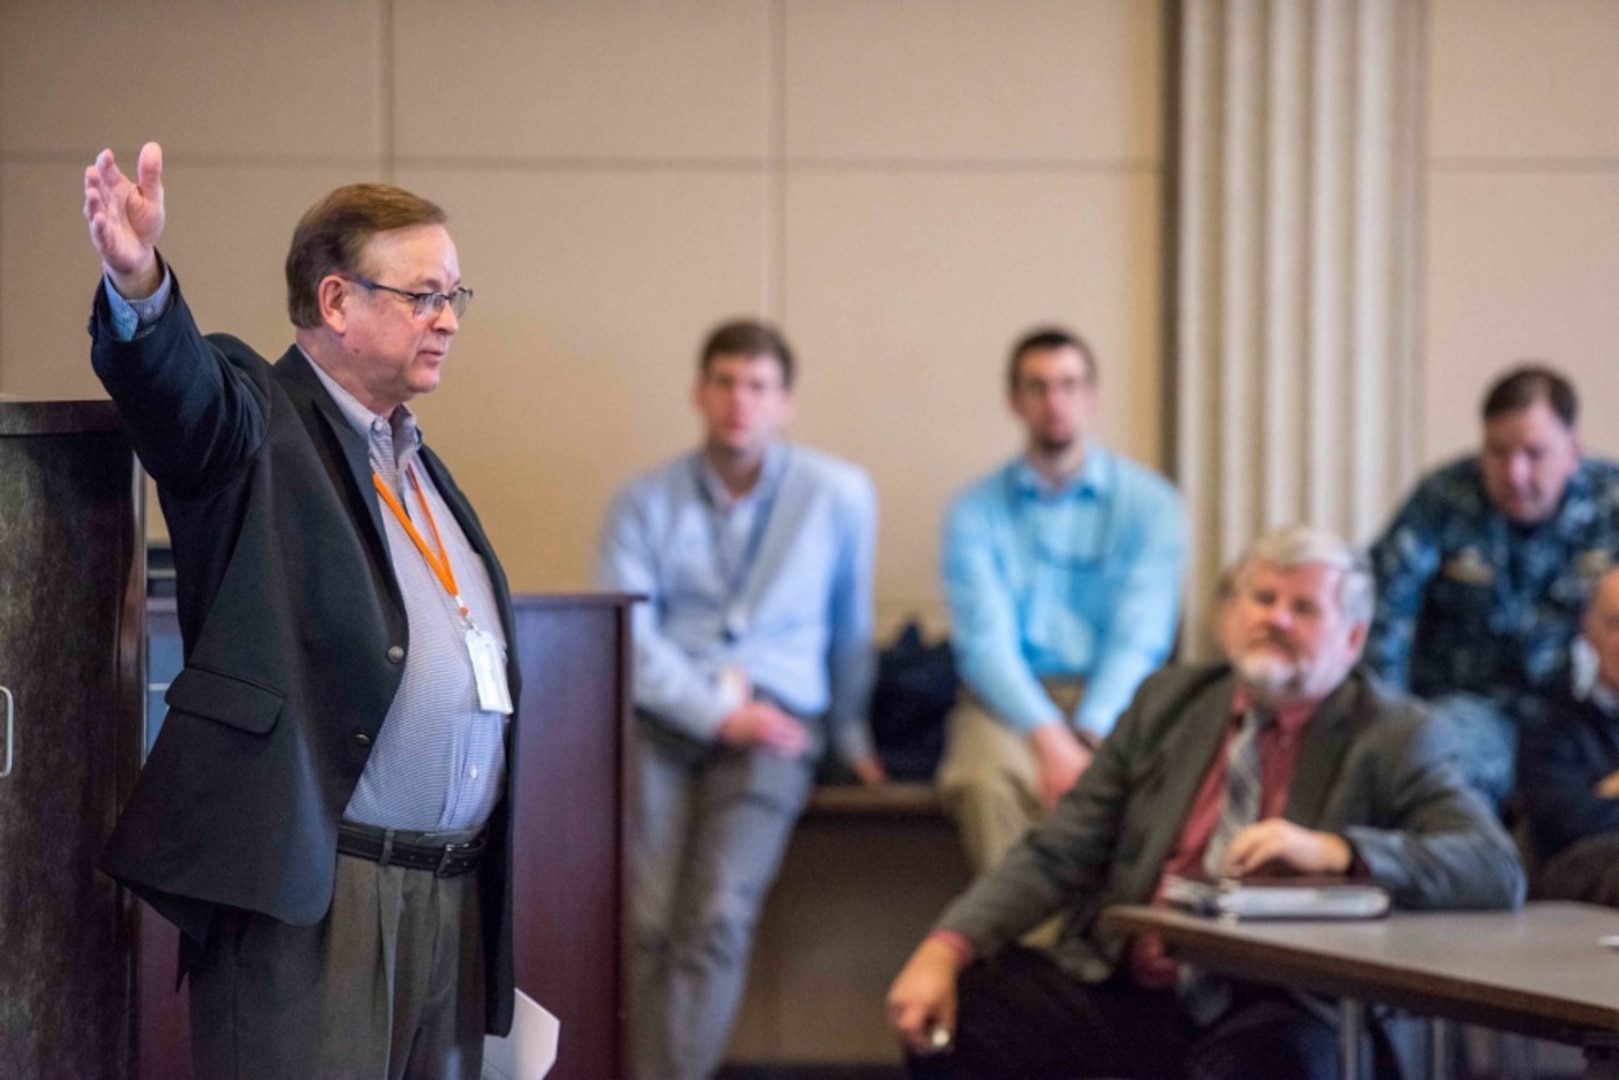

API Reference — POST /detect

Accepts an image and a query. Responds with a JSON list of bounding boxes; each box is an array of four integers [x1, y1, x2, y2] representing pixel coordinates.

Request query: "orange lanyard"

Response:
[[372, 466, 469, 618]]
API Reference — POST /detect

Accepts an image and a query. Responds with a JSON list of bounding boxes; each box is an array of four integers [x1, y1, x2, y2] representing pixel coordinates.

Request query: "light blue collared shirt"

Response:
[[942, 446, 1187, 737], [595, 443, 878, 763], [307, 360, 509, 833]]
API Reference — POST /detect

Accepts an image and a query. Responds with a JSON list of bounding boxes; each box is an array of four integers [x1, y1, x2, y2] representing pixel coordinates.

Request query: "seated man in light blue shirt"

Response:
[[939, 326, 1187, 873], [595, 320, 883, 1080]]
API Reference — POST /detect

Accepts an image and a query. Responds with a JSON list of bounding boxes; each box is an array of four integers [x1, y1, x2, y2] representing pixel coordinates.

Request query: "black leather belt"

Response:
[[337, 822, 486, 877]]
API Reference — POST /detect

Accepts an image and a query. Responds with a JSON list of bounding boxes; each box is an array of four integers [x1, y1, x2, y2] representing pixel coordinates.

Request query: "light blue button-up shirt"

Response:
[[942, 446, 1186, 738], [595, 443, 878, 763], [308, 362, 509, 832]]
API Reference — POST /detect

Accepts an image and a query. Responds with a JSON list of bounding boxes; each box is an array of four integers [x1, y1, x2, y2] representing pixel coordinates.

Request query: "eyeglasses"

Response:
[[348, 277, 473, 321]]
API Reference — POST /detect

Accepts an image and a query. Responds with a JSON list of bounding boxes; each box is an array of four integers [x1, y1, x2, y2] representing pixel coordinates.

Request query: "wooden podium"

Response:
[[0, 401, 143, 1079], [140, 593, 637, 1080]]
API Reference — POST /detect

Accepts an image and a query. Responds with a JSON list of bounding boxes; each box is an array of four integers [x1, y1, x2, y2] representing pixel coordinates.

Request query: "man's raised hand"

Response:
[[83, 142, 165, 297]]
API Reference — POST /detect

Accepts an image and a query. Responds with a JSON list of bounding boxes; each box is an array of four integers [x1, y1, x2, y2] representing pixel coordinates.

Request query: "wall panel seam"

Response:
[[381, 0, 395, 183], [1428, 157, 1619, 174], [770, 0, 787, 320]]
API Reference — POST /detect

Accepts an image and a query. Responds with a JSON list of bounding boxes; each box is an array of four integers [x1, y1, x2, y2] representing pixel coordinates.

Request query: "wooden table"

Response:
[[1104, 902, 1619, 1079]]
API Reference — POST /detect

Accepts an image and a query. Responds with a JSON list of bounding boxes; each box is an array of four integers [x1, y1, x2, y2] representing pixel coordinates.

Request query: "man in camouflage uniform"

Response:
[[1367, 366, 1619, 807]]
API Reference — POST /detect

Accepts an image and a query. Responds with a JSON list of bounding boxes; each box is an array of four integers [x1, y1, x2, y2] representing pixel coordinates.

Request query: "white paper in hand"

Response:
[[482, 989, 560, 1080]]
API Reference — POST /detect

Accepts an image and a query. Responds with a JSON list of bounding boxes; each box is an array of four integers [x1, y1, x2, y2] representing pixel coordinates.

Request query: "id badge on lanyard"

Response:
[[466, 624, 514, 714], [701, 450, 789, 644], [374, 466, 514, 714]]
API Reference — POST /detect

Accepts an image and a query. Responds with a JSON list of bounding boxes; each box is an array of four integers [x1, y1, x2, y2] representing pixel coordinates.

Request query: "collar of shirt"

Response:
[[1566, 459, 1596, 503], [697, 441, 787, 512], [1229, 684, 1318, 741], [1548, 460, 1612, 542], [1011, 442, 1113, 502], [1586, 677, 1619, 717], [301, 347, 422, 462]]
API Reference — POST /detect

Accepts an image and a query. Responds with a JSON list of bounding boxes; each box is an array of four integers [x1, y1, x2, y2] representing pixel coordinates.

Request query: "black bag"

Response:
[[869, 619, 958, 781]]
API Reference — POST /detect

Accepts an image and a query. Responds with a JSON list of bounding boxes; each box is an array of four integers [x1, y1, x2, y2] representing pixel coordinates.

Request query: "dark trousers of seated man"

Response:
[[908, 944, 1403, 1080], [1537, 832, 1619, 906]]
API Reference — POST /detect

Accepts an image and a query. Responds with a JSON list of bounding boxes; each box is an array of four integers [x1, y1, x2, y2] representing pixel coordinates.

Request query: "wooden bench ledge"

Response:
[[804, 781, 945, 820]]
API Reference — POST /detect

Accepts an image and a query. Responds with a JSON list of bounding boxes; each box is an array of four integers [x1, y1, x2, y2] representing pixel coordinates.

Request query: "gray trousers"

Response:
[[937, 679, 1086, 873], [630, 715, 816, 1080], [188, 830, 486, 1080]]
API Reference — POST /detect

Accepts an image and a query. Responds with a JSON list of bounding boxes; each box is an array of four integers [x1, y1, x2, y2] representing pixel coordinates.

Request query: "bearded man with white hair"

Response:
[[887, 525, 1524, 1080]]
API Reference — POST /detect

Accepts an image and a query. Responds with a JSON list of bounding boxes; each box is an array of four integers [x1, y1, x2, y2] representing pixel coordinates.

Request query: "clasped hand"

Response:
[[1213, 818, 1352, 877]]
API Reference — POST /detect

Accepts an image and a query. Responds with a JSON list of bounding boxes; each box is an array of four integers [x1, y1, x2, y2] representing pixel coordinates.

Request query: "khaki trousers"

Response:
[[937, 679, 1086, 874], [188, 830, 486, 1080]]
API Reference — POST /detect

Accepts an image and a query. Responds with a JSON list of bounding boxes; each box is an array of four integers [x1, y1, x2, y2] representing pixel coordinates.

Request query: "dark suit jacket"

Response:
[[89, 278, 521, 1034], [1518, 688, 1619, 864], [938, 663, 1525, 982]]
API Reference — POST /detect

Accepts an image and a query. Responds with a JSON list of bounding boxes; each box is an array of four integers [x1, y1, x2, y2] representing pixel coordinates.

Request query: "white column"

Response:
[[1173, 0, 1424, 656]]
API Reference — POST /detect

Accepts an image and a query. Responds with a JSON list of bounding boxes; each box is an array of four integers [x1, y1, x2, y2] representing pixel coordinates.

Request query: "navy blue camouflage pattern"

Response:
[[1367, 455, 1619, 709]]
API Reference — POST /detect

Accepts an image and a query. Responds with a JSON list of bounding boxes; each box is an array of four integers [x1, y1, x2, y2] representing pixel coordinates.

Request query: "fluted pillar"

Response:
[[1172, 0, 1424, 654]]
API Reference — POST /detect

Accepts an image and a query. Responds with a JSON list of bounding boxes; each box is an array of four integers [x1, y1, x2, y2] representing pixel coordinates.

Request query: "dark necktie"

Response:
[[1203, 708, 1271, 877]]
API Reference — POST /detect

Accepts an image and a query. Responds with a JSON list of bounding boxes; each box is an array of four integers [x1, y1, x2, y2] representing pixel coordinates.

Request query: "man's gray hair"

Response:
[[1230, 524, 1375, 625]]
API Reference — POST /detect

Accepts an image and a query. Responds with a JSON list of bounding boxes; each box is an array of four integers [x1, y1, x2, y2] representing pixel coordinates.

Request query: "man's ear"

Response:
[[1346, 620, 1370, 658], [317, 275, 350, 333], [1006, 385, 1028, 424]]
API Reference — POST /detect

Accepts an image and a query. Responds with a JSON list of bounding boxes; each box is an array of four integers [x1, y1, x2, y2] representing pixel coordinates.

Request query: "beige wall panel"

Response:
[[2, 161, 111, 401], [394, 0, 772, 162], [1429, 0, 1619, 160], [2, 160, 363, 400], [784, 170, 1163, 624], [394, 166, 772, 593], [784, 0, 1162, 162], [1423, 172, 1619, 469], [0, 0, 383, 160]]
